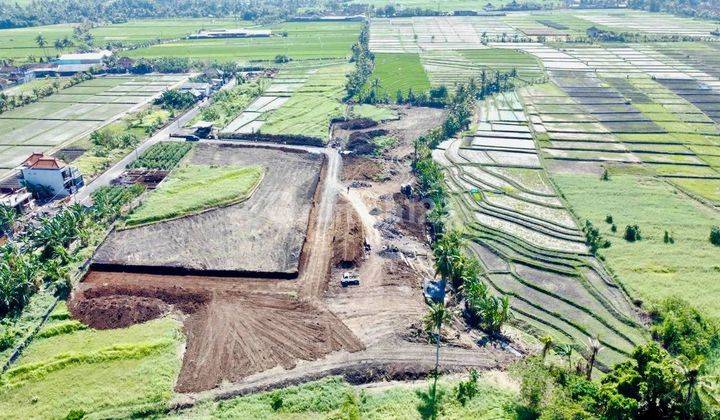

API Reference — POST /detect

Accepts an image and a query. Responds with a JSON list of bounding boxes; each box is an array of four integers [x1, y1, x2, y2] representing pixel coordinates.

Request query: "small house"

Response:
[[18, 153, 84, 198], [179, 82, 212, 98]]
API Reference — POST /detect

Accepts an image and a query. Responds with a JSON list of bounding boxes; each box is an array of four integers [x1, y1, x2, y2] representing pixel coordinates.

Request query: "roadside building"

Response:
[[18, 153, 84, 198], [179, 82, 212, 98]]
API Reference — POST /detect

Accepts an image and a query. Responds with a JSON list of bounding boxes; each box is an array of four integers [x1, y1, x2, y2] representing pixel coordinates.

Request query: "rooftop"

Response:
[[57, 50, 112, 61], [22, 153, 67, 170]]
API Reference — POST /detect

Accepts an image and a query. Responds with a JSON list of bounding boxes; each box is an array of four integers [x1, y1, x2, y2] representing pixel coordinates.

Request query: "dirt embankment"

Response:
[[332, 197, 366, 268]]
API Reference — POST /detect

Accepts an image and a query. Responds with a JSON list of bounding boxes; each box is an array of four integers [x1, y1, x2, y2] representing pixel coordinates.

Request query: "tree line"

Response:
[[0, 184, 143, 339]]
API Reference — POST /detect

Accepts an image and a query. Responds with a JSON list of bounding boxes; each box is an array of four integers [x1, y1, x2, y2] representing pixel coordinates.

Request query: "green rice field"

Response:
[[0, 304, 183, 419], [125, 164, 265, 227], [365, 53, 431, 97], [262, 63, 352, 140], [125, 21, 361, 63], [553, 173, 720, 316]]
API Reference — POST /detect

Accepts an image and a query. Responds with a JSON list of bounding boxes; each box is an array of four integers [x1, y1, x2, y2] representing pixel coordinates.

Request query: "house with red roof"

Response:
[[18, 153, 84, 198]]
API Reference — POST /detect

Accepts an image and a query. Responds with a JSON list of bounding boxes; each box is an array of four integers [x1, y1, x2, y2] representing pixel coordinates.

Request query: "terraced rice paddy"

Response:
[[0, 74, 186, 179], [574, 10, 720, 38], [421, 49, 544, 87], [434, 92, 647, 368], [222, 61, 350, 140]]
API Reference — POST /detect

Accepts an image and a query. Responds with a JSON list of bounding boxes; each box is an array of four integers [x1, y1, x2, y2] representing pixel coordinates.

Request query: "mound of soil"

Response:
[[332, 197, 366, 268], [339, 118, 378, 130], [341, 156, 384, 182], [393, 193, 428, 240], [347, 129, 388, 155], [71, 295, 170, 330]]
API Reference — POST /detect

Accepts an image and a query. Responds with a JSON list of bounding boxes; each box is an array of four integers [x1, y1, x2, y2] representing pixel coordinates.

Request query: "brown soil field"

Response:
[[93, 144, 323, 277], [71, 271, 364, 392]]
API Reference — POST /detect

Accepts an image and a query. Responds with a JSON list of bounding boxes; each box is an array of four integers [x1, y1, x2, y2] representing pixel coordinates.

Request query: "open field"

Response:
[[365, 53, 431, 97], [126, 22, 361, 63], [0, 19, 248, 61], [0, 303, 183, 418], [0, 74, 186, 176], [125, 164, 265, 227], [95, 144, 323, 276], [553, 173, 720, 317]]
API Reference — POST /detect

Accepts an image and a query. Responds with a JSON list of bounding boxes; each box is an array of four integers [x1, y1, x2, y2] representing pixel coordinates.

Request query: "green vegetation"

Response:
[[128, 142, 192, 170], [363, 53, 431, 101], [197, 79, 266, 127], [553, 173, 720, 316], [125, 164, 265, 227], [163, 374, 518, 419], [154, 89, 197, 110], [0, 304, 184, 419], [0, 184, 143, 360], [73, 104, 173, 180], [126, 22, 361, 63], [513, 298, 719, 418], [262, 64, 351, 140]]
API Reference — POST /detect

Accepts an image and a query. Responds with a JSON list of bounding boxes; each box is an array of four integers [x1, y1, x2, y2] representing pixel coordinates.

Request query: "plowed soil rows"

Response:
[[71, 271, 364, 393]]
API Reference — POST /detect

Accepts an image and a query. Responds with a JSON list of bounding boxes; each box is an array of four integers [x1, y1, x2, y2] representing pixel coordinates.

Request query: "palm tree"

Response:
[[53, 38, 65, 54], [35, 34, 48, 57], [586, 336, 602, 380], [423, 302, 452, 420], [540, 335, 554, 362]]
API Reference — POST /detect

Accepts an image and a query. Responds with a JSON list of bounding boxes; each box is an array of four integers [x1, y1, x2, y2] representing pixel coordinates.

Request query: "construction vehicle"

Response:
[[341, 272, 360, 287]]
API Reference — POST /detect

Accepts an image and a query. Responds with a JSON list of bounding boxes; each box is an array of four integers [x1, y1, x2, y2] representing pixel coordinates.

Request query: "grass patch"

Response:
[[163, 374, 518, 419], [373, 135, 398, 155], [553, 173, 720, 316], [365, 53, 431, 99], [125, 164, 264, 227], [0, 304, 183, 419]]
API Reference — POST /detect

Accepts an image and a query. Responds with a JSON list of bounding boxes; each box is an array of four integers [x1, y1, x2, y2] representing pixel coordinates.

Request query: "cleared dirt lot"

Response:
[[93, 144, 323, 277], [72, 271, 364, 393]]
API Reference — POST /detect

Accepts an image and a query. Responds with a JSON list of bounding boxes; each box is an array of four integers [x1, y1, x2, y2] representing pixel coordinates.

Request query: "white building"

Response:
[[188, 29, 272, 39], [19, 153, 84, 198], [54, 50, 113, 74]]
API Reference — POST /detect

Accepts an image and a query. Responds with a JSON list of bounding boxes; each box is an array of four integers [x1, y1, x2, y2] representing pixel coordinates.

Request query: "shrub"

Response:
[[605, 214, 613, 224], [663, 230, 674, 244], [711, 226, 720, 246], [456, 369, 479, 406], [650, 297, 720, 360], [611, 224, 617, 233], [624, 225, 641, 242], [270, 393, 283, 411], [583, 220, 611, 254], [0, 325, 16, 352]]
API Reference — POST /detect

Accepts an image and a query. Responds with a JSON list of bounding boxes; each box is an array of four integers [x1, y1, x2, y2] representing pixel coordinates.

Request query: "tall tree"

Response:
[[423, 302, 452, 420]]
